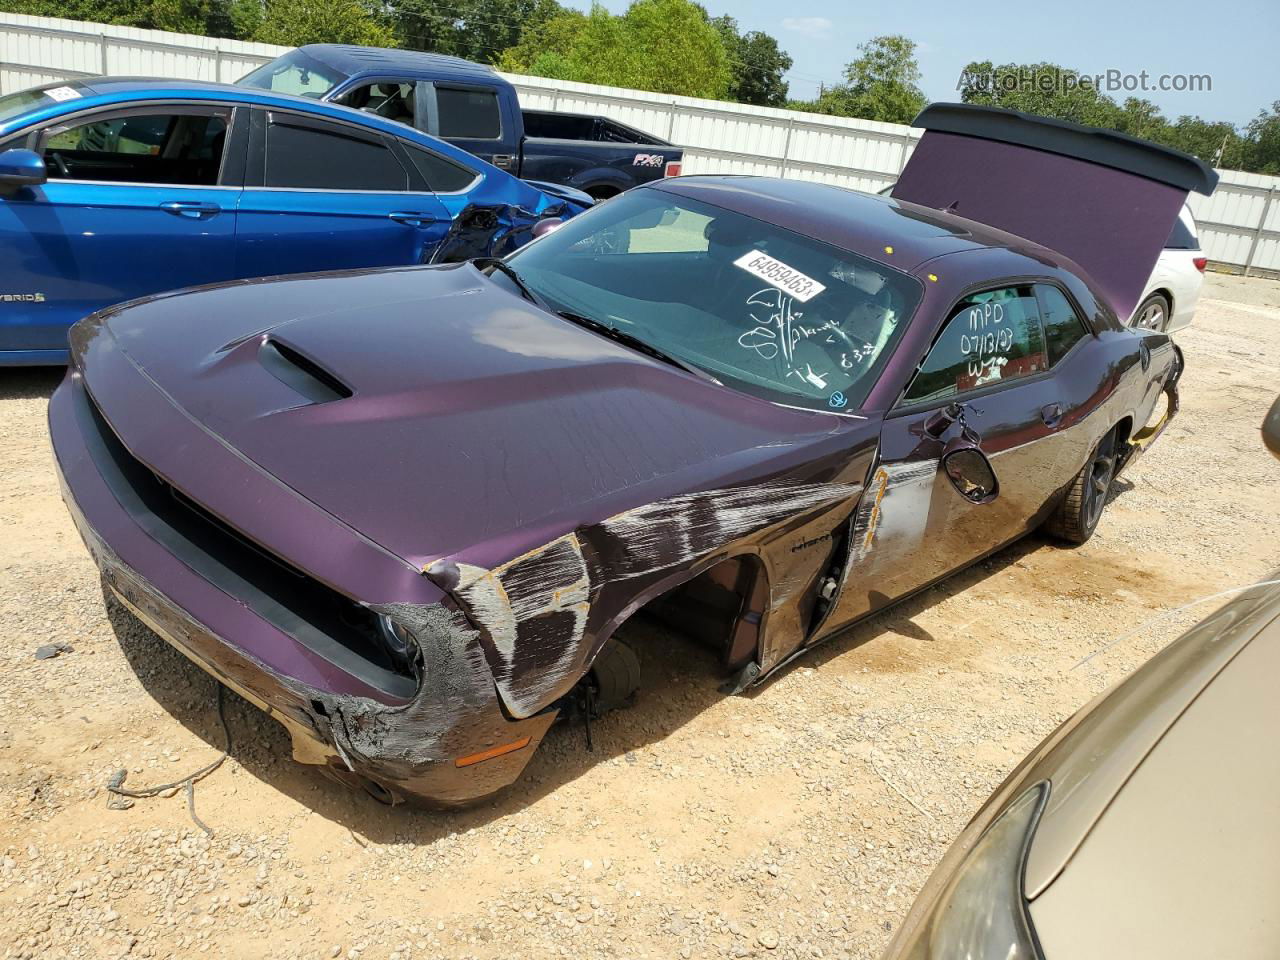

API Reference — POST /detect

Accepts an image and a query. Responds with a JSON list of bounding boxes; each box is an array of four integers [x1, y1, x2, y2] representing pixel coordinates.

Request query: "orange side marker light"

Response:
[[455, 736, 533, 767]]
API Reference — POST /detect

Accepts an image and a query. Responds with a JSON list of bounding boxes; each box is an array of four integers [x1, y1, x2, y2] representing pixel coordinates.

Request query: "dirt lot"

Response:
[[2, 272, 1278, 960]]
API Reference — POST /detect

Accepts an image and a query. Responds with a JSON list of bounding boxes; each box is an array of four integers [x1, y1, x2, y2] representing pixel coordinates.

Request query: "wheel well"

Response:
[[1113, 416, 1133, 447], [637, 554, 768, 673], [586, 184, 621, 201]]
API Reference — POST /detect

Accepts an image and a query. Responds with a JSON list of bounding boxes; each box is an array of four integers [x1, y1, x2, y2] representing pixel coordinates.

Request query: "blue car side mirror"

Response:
[[0, 149, 48, 195]]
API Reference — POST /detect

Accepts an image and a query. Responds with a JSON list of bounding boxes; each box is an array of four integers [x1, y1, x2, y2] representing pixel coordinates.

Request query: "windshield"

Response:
[[506, 189, 921, 412], [0, 85, 80, 125], [239, 50, 346, 99]]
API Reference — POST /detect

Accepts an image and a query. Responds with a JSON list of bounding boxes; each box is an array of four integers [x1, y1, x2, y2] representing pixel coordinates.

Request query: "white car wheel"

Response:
[[1132, 293, 1171, 332]]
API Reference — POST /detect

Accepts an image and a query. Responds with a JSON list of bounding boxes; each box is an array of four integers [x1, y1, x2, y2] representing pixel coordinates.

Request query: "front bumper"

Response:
[[50, 368, 556, 807]]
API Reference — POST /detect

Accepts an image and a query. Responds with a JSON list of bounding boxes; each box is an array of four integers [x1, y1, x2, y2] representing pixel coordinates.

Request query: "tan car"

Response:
[[882, 401, 1280, 960]]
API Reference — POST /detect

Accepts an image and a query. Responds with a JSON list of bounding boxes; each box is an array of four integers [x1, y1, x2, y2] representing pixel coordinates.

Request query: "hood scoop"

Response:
[[258, 338, 353, 404]]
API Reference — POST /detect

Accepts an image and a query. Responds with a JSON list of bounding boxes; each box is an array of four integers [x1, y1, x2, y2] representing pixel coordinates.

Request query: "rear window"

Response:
[[437, 87, 501, 140], [1166, 212, 1199, 250]]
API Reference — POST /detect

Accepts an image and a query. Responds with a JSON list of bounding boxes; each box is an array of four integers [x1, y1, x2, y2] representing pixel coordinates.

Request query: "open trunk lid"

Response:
[[891, 103, 1218, 319]]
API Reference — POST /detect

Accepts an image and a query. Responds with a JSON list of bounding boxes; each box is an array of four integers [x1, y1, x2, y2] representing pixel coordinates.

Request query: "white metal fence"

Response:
[[3, 11, 1278, 275]]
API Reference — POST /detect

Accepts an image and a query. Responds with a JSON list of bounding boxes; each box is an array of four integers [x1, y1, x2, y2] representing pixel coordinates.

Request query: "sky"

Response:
[[567, 0, 1279, 126]]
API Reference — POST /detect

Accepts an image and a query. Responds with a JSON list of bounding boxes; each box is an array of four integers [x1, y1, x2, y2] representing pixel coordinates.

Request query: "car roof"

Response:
[[653, 175, 1080, 278], [298, 44, 510, 86]]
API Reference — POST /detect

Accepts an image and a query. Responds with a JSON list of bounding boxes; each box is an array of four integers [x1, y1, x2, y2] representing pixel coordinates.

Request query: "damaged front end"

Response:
[[50, 354, 556, 808]]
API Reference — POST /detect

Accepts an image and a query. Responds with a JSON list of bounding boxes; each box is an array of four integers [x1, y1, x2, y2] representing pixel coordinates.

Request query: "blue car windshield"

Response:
[[239, 50, 346, 99], [506, 189, 922, 413], [0, 86, 79, 125]]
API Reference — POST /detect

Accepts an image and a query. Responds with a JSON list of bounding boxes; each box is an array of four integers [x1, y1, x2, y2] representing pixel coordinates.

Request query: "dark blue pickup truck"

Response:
[[240, 45, 684, 200]]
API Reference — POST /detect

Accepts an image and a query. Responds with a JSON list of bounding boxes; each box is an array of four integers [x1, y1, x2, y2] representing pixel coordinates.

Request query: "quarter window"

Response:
[[901, 285, 1048, 405], [41, 109, 229, 186], [264, 117, 407, 191], [403, 143, 477, 192], [1036, 284, 1090, 366], [436, 87, 501, 139]]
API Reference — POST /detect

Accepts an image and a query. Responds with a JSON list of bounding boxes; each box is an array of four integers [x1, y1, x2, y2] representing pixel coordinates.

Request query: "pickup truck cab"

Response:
[[239, 45, 684, 199]]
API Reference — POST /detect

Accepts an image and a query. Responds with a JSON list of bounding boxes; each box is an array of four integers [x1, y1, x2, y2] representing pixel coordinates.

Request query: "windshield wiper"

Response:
[[554, 310, 719, 383], [472, 258, 551, 310], [473, 259, 717, 383]]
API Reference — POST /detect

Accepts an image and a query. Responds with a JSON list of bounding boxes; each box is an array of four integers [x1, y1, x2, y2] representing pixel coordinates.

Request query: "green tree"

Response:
[[501, 0, 730, 100], [1244, 101, 1280, 175], [712, 15, 791, 107], [3, 0, 235, 34], [231, 0, 396, 46], [792, 35, 926, 124], [391, 0, 563, 65]]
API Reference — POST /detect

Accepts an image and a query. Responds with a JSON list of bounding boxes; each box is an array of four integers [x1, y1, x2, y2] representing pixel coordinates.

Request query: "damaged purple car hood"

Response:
[[96, 263, 856, 573]]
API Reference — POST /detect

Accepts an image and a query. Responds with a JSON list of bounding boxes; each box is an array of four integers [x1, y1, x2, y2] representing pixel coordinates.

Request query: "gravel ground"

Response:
[[2, 272, 1278, 960]]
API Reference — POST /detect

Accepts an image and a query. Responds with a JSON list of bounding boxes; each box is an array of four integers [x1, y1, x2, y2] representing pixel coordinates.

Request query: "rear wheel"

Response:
[[1045, 429, 1120, 544], [1131, 292, 1170, 332], [586, 185, 621, 201]]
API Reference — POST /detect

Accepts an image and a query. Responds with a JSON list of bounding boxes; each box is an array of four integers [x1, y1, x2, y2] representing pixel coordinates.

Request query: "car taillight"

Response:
[[1193, 256, 1208, 272], [664, 161, 682, 178]]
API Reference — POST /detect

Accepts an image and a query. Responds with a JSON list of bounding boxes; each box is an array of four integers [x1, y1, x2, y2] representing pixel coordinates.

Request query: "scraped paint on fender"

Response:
[[449, 479, 863, 717]]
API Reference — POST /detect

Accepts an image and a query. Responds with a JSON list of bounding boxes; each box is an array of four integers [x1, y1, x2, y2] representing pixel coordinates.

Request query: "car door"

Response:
[[235, 108, 453, 277], [0, 103, 240, 357], [827, 283, 1075, 627]]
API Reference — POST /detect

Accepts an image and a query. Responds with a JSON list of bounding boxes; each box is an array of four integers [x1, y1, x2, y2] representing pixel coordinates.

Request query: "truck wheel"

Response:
[[1044, 428, 1119, 545]]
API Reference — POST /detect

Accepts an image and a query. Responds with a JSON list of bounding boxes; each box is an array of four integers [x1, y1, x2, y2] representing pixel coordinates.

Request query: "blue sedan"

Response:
[[0, 78, 589, 365]]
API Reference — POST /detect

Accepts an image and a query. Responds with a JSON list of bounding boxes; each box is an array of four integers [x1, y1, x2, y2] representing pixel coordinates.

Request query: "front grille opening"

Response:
[[79, 390, 415, 699]]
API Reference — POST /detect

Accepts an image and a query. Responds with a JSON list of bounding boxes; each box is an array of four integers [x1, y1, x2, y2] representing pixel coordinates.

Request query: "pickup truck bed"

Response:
[[239, 45, 684, 199]]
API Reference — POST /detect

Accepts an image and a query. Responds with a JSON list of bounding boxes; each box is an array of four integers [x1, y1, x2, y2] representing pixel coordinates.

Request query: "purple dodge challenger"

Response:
[[50, 105, 1215, 805]]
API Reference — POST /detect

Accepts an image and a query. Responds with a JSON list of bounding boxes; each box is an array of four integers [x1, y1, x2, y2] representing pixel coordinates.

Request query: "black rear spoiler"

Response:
[[892, 103, 1219, 319], [911, 103, 1218, 195]]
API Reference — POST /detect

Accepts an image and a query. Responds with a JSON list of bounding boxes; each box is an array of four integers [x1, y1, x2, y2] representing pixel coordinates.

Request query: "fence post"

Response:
[[897, 132, 912, 173], [99, 34, 108, 76], [666, 99, 677, 142], [1243, 186, 1276, 278], [549, 88, 558, 112], [778, 117, 795, 178], [214, 47, 222, 83]]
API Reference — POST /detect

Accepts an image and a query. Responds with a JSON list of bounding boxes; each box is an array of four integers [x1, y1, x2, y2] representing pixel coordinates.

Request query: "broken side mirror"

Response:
[[1264, 393, 1280, 462], [0, 149, 46, 196], [942, 436, 999, 504]]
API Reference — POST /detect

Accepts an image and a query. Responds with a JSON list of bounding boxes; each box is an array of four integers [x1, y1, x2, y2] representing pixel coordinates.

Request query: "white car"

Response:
[[1129, 204, 1207, 332], [880, 184, 1206, 334]]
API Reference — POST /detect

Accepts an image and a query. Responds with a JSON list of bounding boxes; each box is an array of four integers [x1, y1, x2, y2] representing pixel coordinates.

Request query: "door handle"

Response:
[[159, 200, 221, 219], [388, 211, 439, 227], [1040, 403, 1064, 427], [491, 154, 515, 170]]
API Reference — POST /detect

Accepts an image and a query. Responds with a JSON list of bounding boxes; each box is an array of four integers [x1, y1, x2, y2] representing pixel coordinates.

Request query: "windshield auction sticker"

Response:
[[733, 250, 826, 303], [43, 86, 82, 102]]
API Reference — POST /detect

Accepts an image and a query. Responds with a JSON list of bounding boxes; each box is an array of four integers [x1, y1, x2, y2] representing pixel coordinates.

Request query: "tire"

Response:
[[1131, 292, 1171, 332], [586, 185, 621, 201], [1045, 428, 1120, 545]]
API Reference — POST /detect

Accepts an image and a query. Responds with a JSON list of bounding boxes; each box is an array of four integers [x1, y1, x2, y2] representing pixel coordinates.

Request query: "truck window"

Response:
[[264, 117, 407, 191], [402, 143, 478, 193], [437, 87, 501, 140], [336, 82, 416, 127]]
